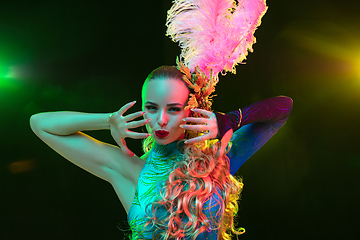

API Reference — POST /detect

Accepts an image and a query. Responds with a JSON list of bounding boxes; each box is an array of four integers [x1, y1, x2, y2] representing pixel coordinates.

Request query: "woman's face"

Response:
[[142, 78, 190, 145]]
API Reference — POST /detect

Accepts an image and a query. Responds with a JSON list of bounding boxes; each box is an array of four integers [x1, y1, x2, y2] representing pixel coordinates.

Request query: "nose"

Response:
[[157, 109, 168, 128]]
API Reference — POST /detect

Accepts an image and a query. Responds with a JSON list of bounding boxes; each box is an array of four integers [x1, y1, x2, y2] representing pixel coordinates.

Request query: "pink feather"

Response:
[[166, 0, 267, 79]]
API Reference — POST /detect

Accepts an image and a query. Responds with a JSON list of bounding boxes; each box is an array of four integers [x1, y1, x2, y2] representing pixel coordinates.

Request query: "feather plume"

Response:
[[166, 0, 267, 79]]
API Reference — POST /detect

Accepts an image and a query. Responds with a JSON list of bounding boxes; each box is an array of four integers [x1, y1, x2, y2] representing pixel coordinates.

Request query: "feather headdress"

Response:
[[166, 0, 268, 80]]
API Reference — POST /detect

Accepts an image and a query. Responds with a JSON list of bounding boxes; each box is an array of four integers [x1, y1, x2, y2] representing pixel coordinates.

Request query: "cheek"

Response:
[[174, 115, 186, 130]]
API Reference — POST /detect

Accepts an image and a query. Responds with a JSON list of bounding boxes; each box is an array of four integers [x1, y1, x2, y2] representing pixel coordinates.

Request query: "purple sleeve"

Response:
[[215, 96, 293, 175]]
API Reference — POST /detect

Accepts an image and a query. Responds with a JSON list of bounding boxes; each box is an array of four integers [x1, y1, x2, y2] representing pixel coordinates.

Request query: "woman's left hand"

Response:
[[180, 108, 219, 144]]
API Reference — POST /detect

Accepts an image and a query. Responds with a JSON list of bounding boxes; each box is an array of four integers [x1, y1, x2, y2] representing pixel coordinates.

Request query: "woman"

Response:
[[30, 65, 292, 239]]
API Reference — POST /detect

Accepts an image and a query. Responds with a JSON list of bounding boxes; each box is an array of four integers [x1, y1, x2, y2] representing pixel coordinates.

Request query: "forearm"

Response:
[[30, 111, 110, 136], [240, 96, 293, 127], [215, 96, 293, 139]]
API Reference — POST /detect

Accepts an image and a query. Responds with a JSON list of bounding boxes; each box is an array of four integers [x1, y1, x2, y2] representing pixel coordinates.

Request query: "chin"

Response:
[[154, 138, 172, 145], [153, 129, 185, 145], [154, 135, 181, 145]]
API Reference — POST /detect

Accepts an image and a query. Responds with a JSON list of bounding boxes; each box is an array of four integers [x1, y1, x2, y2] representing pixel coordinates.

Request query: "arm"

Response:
[[30, 111, 145, 183], [214, 96, 293, 174]]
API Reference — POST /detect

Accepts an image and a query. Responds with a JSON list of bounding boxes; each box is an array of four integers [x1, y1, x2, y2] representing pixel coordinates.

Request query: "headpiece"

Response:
[[166, 0, 268, 111]]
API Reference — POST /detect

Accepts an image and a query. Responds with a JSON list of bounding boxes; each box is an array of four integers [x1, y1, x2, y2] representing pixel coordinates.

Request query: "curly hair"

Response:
[[140, 66, 244, 240]]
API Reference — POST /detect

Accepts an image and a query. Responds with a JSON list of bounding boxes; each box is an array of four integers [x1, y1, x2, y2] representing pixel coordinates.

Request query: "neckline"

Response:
[[152, 140, 184, 156]]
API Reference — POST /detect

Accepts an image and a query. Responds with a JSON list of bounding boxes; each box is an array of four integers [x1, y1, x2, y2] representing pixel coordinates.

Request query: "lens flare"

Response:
[[8, 159, 36, 174], [277, 21, 360, 82]]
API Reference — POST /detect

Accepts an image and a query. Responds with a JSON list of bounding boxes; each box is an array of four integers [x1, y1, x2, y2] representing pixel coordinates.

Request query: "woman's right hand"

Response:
[[108, 101, 151, 157]]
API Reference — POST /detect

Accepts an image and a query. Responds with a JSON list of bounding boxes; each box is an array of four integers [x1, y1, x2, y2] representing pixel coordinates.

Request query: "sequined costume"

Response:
[[127, 96, 293, 239]]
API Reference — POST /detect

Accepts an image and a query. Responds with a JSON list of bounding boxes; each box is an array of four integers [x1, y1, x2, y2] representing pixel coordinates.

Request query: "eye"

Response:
[[169, 107, 181, 112], [145, 105, 157, 111]]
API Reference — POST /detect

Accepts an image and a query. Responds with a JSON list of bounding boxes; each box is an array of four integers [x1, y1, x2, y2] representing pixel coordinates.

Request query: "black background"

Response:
[[1, 0, 359, 239]]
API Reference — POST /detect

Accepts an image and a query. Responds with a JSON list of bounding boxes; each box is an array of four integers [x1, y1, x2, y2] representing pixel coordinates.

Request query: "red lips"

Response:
[[155, 130, 169, 138]]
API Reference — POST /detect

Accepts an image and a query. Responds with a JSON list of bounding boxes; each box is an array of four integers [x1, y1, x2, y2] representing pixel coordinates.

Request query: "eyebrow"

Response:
[[145, 101, 183, 107]]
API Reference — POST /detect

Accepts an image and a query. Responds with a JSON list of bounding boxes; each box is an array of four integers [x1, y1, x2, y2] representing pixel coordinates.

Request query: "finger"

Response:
[[182, 117, 208, 124], [191, 108, 213, 118], [126, 130, 151, 139], [124, 111, 146, 122], [117, 101, 137, 116], [180, 124, 208, 132], [215, 129, 233, 159], [127, 118, 151, 129], [184, 134, 210, 145], [119, 138, 135, 157]]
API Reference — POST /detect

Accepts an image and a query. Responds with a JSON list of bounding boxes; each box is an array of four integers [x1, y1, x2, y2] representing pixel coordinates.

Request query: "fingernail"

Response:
[[147, 119, 152, 122], [179, 125, 184, 128], [191, 109, 194, 111], [184, 141, 188, 144], [182, 118, 186, 121], [132, 100, 137, 104]]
